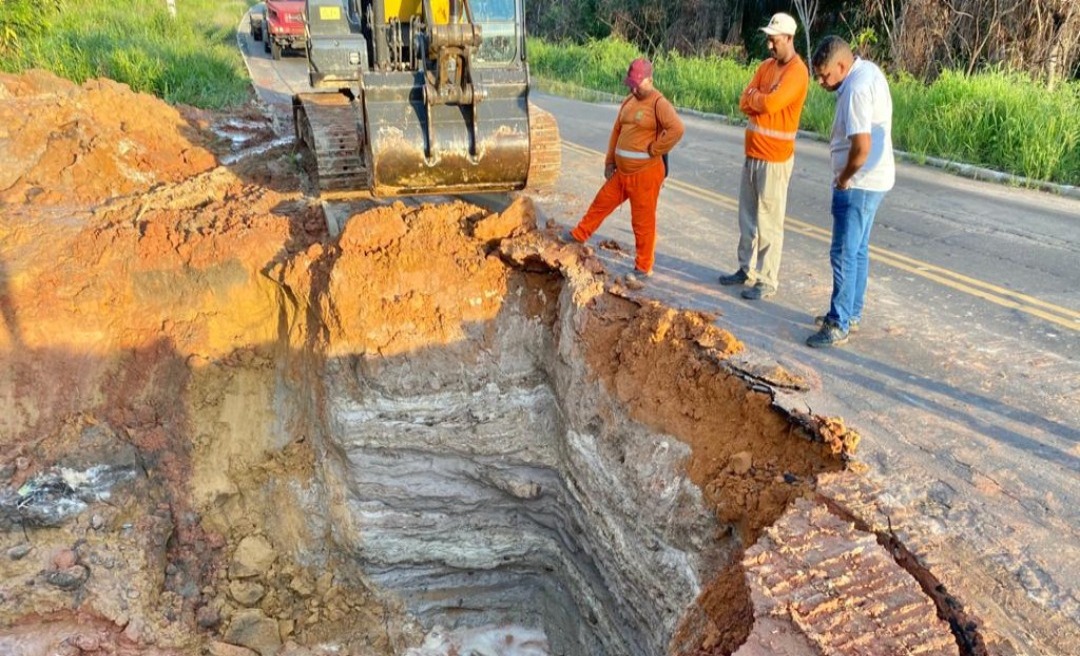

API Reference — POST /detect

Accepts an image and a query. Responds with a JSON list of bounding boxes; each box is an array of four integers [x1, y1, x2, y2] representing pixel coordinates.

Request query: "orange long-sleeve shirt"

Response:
[[739, 55, 809, 162], [606, 91, 685, 174]]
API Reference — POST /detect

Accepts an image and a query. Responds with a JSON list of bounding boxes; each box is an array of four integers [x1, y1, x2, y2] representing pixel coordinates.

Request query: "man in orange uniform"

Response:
[[717, 12, 809, 300], [566, 58, 684, 283]]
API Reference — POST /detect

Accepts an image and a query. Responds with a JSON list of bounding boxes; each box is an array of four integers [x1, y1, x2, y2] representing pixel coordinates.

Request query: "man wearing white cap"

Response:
[[717, 12, 809, 300]]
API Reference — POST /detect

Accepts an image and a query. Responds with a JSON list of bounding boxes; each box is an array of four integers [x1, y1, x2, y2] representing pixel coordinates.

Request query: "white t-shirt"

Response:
[[830, 58, 895, 192]]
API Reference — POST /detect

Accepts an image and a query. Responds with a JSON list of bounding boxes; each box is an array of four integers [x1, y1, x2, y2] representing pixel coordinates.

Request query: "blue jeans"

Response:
[[826, 188, 887, 332]]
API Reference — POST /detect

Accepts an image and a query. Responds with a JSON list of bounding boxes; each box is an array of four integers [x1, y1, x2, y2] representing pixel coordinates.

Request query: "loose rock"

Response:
[[230, 535, 276, 579], [729, 451, 753, 475], [197, 604, 223, 630], [52, 548, 78, 569], [45, 565, 89, 590], [224, 609, 283, 656], [230, 579, 267, 606], [208, 640, 260, 656]]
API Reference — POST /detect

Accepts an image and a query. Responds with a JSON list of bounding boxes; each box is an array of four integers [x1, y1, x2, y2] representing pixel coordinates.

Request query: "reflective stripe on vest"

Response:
[[747, 120, 798, 141], [615, 148, 652, 160]]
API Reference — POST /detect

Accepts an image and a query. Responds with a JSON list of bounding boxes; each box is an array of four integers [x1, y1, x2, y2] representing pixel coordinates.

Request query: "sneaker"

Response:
[[561, 228, 582, 243], [718, 269, 750, 286], [741, 282, 776, 300], [815, 315, 860, 332], [806, 320, 849, 348]]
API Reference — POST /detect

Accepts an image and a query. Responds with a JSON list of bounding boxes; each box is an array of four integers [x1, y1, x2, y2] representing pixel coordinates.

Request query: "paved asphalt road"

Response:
[[236, 15, 1080, 653], [533, 92, 1080, 653]]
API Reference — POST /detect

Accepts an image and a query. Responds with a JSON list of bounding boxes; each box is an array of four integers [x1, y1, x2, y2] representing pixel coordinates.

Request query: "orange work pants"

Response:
[[570, 160, 666, 274]]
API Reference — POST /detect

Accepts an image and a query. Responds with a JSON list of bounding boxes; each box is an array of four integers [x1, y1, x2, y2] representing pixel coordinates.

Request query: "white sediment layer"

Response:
[[319, 287, 724, 655]]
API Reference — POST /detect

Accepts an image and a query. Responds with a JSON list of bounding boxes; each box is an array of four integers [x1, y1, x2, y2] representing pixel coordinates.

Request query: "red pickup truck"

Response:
[[263, 0, 306, 60]]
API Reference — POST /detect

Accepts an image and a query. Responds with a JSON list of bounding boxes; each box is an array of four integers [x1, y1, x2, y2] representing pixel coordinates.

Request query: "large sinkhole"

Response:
[[3, 197, 969, 656], [288, 199, 847, 655]]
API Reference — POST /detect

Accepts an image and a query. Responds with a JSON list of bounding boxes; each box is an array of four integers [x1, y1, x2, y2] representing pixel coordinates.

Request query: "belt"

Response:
[[614, 148, 652, 160]]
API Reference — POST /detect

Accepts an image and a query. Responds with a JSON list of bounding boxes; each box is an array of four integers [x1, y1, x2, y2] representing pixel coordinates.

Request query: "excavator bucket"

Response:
[[296, 0, 560, 197], [363, 72, 530, 196]]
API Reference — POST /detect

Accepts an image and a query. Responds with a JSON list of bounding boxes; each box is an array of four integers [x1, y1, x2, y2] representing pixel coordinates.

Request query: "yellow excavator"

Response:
[[293, 0, 560, 196]]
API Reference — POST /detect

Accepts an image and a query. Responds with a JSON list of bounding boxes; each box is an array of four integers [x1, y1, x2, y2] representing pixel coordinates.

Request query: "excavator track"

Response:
[[293, 93, 369, 192], [526, 104, 561, 190]]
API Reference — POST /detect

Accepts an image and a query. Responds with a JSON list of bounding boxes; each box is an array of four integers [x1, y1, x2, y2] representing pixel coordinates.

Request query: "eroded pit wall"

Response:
[[0, 69, 979, 655], [3, 182, 925, 656], [310, 204, 723, 655]]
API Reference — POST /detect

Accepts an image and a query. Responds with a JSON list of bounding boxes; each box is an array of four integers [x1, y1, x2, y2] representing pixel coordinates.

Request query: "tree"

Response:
[[792, 0, 820, 71]]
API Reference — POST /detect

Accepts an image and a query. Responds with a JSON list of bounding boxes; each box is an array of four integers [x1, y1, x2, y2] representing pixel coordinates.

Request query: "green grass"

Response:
[[528, 37, 1080, 186], [891, 69, 1080, 185], [2, 3, 1076, 184], [0, 0, 253, 108]]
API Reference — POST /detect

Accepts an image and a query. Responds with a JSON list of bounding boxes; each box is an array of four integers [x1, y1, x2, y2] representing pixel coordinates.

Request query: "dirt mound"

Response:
[[315, 197, 536, 357], [0, 69, 217, 206]]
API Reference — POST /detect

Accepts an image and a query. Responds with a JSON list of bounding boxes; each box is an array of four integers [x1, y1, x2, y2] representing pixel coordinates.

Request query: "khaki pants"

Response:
[[736, 156, 794, 288]]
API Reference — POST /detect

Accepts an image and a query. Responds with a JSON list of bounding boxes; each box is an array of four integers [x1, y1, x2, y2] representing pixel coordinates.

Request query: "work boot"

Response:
[[815, 315, 860, 333], [806, 319, 849, 348], [741, 281, 776, 300], [717, 269, 750, 286]]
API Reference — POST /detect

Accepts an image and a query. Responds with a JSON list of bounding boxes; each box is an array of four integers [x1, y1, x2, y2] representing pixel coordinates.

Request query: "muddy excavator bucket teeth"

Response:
[[363, 72, 530, 197]]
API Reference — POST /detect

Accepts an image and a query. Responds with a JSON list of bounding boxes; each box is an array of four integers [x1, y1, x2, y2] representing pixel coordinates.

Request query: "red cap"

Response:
[[624, 58, 653, 88]]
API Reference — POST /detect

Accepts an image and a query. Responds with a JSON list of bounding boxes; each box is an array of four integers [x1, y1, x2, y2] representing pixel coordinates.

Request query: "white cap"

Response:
[[761, 12, 798, 37]]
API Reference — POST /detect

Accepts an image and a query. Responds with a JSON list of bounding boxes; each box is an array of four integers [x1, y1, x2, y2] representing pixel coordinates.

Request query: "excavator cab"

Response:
[[294, 0, 559, 196]]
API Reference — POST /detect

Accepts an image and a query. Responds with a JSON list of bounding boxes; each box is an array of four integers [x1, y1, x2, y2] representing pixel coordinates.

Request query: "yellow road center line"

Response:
[[562, 141, 1080, 331]]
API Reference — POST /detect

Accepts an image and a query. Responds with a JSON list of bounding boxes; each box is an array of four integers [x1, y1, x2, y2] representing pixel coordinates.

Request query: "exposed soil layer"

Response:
[[0, 70, 218, 206], [1, 70, 973, 656]]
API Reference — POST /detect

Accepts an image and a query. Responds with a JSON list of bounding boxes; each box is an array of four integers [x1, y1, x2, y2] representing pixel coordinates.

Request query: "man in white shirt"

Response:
[[806, 36, 894, 348]]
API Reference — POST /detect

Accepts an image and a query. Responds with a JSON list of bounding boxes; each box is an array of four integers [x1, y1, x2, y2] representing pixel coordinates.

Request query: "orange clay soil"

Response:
[[0, 70, 863, 655]]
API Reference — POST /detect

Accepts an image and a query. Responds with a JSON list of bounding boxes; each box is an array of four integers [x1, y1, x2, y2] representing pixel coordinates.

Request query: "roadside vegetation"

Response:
[[0, 0, 252, 108], [1, 0, 1076, 184], [528, 37, 1080, 186]]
